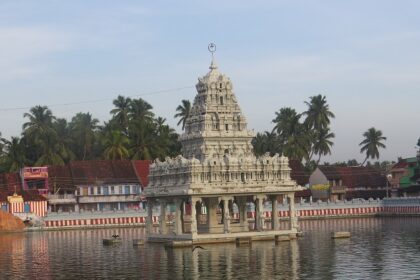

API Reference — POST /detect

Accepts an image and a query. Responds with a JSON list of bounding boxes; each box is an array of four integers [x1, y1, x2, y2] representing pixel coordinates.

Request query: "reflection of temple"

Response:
[[145, 50, 302, 244]]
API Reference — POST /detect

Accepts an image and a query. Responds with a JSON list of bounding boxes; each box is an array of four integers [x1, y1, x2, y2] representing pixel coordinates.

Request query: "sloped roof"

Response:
[[48, 165, 74, 191], [392, 161, 408, 169], [318, 165, 386, 188], [289, 160, 309, 186], [132, 160, 151, 187], [69, 160, 141, 185], [318, 166, 342, 180]]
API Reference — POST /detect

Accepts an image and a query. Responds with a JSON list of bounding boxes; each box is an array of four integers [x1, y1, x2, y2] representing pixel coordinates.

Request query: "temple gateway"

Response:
[[144, 51, 302, 244]]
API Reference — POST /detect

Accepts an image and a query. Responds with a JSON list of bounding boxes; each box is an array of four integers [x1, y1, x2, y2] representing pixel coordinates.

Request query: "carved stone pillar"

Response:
[[190, 197, 200, 236], [146, 198, 154, 235], [271, 195, 279, 230], [174, 198, 184, 235], [159, 199, 167, 234], [288, 193, 298, 231], [255, 195, 266, 231], [220, 196, 232, 233], [237, 196, 249, 231], [206, 197, 219, 233]]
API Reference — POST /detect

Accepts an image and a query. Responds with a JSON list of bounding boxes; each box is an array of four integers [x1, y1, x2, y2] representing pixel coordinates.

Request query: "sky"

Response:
[[0, 0, 419, 163]]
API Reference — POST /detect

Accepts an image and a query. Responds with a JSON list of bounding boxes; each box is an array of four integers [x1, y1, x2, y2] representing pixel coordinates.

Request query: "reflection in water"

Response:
[[1, 218, 420, 279]]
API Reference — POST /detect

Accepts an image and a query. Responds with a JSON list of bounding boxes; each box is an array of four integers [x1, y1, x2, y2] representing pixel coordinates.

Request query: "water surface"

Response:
[[1, 217, 420, 279]]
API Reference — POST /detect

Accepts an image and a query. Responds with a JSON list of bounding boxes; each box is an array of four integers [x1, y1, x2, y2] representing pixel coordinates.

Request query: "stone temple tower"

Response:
[[145, 46, 302, 244], [180, 57, 255, 161]]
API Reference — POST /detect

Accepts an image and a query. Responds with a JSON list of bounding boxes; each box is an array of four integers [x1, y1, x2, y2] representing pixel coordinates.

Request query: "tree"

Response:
[[272, 107, 310, 161], [52, 118, 75, 163], [312, 128, 335, 165], [303, 94, 335, 130], [129, 98, 154, 123], [0, 137, 28, 172], [252, 131, 280, 157], [70, 113, 99, 160], [359, 127, 387, 166], [102, 130, 129, 160], [110, 95, 131, 134], [22, 105, 56, 162], [174, 99, 191, 130]]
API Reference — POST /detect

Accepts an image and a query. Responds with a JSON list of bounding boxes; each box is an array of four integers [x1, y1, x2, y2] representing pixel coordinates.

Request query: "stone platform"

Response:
[[148, 229, 297, 246]]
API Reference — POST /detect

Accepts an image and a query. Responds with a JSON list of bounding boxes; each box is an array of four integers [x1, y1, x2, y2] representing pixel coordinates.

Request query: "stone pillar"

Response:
[[159, 199, 167, 235], [271, 195, 279, 230], [146, 198, 154, 235], [237, 196, 249, 231], [174, 198, 183, 235], [255, 195, 265, 231], [288, 193, 298, 231], [221, 197, 231, 233], [206, 197, 219, 233], [74, 204, 80, 213], [190, 197, 199, 236]]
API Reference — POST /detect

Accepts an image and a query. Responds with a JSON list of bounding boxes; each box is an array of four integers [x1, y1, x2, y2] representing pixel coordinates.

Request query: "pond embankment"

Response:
[[0, 211, 25, 232]]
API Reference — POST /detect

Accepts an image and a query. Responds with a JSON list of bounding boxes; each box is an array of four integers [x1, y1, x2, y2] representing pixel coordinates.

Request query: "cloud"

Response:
[[0, 26, 75, 81]]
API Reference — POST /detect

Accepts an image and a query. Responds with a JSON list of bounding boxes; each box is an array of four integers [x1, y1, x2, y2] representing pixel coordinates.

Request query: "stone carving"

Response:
[[145, 58, 299, 197]]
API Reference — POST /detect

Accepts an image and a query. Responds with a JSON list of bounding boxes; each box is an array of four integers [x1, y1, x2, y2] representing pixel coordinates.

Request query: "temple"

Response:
[[144, 48, 302, 244]]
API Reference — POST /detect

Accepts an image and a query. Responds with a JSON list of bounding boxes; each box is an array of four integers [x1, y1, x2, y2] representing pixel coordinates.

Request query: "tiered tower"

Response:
[[180, 57, 255, 161]]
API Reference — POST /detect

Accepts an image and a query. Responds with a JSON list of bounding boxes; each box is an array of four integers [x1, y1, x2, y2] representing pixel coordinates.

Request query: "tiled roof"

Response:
[[318, 165, 386, 188], [289, 160, 309, 186], [48, 165, 74, 191], [318, 166, 342, 180], [295, 189, 311, 198], [69, 160, 142, 185], [132, 160, 151, 188]]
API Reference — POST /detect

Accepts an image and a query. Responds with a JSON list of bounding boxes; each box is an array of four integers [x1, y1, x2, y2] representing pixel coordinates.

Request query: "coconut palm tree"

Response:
[[22, 105, 55, 135], [22, 105, 56, 162], [129, 98, 154, 123], [0, 137, 28, 172], [102, 130, 129, 160], [313, 128, 335, 165], [110, 95, 132, 134], [252, 131, 281, 156], [70, 112, 99, 160], [272, 107, 310, 160], [52, 118, 75, 163], [359, 127, 387, 166], [303, 94, 335, 130], [174, 99, 191, 130]]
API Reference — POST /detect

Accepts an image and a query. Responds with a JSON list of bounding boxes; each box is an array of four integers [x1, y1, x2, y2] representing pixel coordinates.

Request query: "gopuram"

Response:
[[144, 45, 302, 244]]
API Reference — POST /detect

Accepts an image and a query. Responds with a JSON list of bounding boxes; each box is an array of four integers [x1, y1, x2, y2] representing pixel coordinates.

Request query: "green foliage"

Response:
[[0, 96, 181, 171], [174, 100, 191, 131], [254, 94, 335, 165], [359, 127, 387, 166]]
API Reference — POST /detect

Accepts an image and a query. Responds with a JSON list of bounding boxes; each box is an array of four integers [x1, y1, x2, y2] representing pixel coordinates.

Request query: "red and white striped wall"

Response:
[[6, 201, 47, 217], [29, 201, 48, 217], [9, 202, 25, 214], [44, 215, 159, 228]]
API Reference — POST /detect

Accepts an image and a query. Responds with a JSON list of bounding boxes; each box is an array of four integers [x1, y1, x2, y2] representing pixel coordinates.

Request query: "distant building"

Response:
[[48, 160, 150, 212], [391, 155, 420, 196], [309, 166, 387, 201]]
